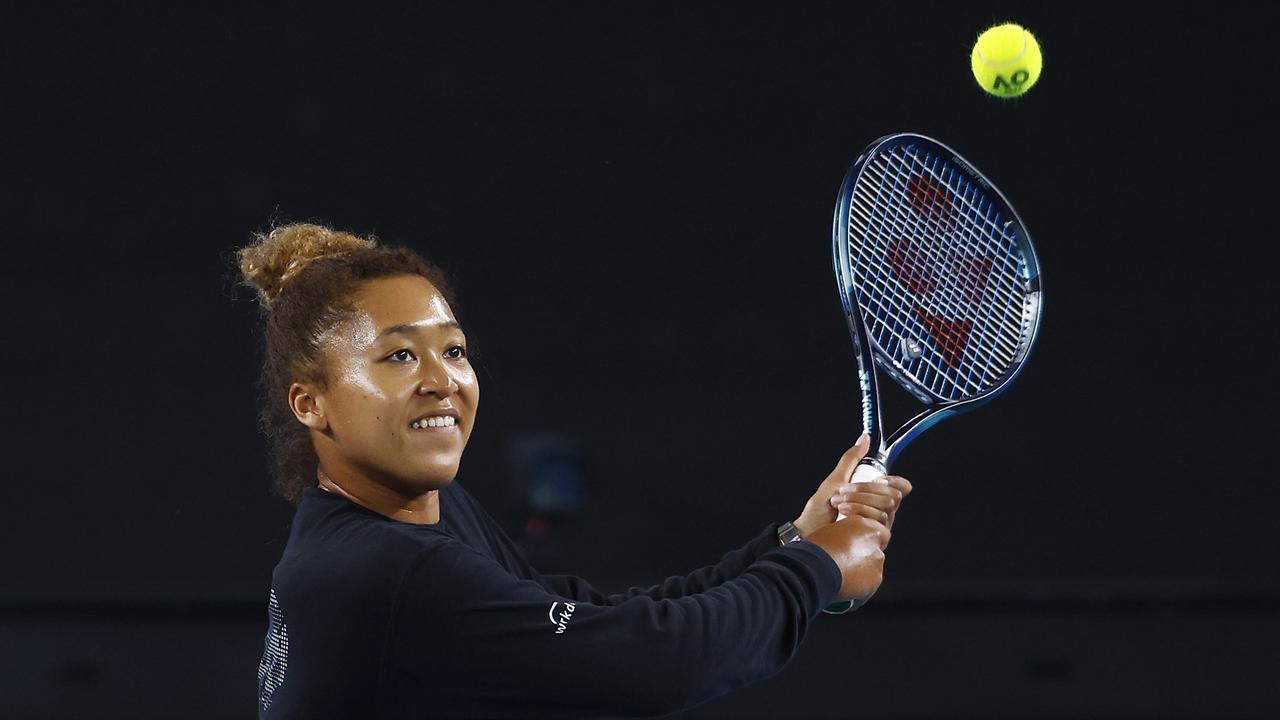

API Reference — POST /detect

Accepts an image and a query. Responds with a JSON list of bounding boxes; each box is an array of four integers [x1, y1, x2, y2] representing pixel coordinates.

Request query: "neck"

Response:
[[316, 465, 441, 525]]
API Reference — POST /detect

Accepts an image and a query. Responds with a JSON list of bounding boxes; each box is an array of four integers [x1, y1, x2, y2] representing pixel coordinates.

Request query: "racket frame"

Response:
[[831, 132, 1043, 473]]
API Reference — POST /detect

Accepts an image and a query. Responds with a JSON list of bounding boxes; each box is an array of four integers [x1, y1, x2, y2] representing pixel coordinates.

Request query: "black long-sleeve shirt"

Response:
[[257, 479, 842, 719]]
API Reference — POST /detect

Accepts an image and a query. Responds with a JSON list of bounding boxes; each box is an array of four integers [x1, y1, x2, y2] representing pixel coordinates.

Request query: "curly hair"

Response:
[[234, 221, 457, 503]]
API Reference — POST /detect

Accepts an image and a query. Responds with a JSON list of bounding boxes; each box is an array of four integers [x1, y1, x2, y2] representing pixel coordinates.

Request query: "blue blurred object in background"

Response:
[[502, 432, 591, 570]]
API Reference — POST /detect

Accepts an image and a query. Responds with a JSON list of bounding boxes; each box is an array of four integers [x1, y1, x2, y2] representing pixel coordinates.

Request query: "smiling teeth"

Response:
[[412, 416, 456, 429]]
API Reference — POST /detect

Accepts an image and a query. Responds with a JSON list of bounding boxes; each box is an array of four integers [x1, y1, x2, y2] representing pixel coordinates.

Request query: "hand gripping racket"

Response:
[[825, 133, 1043, 614]]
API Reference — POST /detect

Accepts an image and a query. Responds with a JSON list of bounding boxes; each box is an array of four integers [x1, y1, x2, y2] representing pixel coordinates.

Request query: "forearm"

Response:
[[536, 522, 784, 604]]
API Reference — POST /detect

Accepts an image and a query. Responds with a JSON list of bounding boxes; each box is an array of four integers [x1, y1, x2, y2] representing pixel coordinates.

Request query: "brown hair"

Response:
[[234, 221, 456, 503]]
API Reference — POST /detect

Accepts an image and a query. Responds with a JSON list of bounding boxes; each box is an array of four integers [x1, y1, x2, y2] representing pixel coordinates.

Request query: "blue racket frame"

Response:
[[831, 132, 1044, 474]]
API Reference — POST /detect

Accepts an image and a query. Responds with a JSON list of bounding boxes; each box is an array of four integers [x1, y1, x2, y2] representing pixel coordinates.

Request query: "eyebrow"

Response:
[[376, 320, 462, 340]]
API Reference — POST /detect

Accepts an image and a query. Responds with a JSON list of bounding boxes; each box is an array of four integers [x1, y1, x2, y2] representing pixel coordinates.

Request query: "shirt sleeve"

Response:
[[531, 522, 784, 605], [381, 535, 842, 719]]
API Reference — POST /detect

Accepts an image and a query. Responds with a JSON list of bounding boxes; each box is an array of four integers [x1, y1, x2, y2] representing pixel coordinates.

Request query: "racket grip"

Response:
[[850, 460, 888, 485], [824, 460, 887, 615], [833, 461, 889, 521]]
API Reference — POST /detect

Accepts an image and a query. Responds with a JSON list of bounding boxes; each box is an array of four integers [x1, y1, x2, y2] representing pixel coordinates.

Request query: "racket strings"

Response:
[[850, 190, 1020, 393], [847, 145, 1031, 400]]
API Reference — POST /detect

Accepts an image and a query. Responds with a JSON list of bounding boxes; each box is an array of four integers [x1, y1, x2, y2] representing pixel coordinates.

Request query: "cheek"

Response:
[[456, 378, 479, 438], [455, 366, 479, 407], [465, 375, 479, 407], [465, 387, 480, 422], [329, 391, 400, 439]]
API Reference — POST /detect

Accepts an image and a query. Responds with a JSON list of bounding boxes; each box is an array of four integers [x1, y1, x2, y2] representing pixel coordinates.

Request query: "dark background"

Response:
[[5, 2, 1278, 718]]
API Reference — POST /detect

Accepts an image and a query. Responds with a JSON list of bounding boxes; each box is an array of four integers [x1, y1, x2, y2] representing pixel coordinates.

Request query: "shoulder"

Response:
[[399, 532, 491, 579], [396, 532, 537, 607]]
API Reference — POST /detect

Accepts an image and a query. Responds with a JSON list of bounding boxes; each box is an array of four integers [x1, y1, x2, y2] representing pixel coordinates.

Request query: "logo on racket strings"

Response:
[[882, 173, 997, 370]]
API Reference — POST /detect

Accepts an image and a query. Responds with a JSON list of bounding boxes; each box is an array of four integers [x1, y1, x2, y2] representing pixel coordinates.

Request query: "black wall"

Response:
[[5, 3, 1278, 717]]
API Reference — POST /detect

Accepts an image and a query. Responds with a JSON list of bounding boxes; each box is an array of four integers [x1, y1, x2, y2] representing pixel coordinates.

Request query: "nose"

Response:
[[417, 355, 458, 397]]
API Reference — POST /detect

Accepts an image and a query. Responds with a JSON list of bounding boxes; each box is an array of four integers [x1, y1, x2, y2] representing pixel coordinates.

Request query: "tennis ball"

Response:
[[971, 23, 1042, 98]]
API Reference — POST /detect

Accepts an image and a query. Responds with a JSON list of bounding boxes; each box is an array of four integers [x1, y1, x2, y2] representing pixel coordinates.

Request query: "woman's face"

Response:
[[300, 274, 478, 496]]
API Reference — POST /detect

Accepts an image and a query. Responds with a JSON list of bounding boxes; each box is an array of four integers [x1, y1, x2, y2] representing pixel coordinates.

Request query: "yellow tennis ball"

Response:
[[971, 23, 1042, 98]]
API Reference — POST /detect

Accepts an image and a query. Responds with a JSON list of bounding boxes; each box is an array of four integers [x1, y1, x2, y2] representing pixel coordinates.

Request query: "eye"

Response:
[[387, 348, 416, 362], [445, 345, 467, 359]]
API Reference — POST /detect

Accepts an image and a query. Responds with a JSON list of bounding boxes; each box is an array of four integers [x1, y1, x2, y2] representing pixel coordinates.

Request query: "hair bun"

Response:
[[237, 222, 377, 309]]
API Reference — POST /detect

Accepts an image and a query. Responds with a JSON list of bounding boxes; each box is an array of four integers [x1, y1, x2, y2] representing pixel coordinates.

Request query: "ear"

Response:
[[288, 382, 328, 431]]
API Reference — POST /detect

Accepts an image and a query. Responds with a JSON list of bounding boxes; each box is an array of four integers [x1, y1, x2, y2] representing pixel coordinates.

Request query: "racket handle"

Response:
[[824, 460, 887, 615]]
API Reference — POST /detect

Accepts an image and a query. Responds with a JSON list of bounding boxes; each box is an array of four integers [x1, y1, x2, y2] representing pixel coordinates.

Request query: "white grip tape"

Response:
[[835, 462, 887, 522]]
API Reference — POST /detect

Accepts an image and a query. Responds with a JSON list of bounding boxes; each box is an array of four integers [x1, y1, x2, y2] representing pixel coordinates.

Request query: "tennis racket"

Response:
[[825, 133, 1043, 614]]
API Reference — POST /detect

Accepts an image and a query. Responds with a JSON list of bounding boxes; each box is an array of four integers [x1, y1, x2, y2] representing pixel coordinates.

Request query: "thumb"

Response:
[[833, 434, 871, 479]]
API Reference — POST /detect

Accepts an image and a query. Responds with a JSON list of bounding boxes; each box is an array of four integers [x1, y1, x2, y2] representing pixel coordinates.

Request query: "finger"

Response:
[[877, 523, 892, 549], [838, 483, 904, 502], [883, 475, 913, 496], [831, 491, 893, 510], [831, 491, 900, 512], [836, 502, 890, 525]]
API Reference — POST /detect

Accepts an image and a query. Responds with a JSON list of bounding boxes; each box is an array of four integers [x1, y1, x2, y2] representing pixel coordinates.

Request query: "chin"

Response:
[[415, 464, 460, 487]]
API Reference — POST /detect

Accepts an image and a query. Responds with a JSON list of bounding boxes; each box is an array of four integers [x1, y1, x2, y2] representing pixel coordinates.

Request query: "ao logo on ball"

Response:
[[993, 69, 1032, 94]]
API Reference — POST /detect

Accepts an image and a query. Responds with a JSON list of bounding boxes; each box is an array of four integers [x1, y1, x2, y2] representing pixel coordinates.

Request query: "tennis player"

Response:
[[237, 222, 912, 719]]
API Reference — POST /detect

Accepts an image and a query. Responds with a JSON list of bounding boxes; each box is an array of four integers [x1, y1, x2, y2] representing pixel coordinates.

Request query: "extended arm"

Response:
[[382, 535, 841, 719]]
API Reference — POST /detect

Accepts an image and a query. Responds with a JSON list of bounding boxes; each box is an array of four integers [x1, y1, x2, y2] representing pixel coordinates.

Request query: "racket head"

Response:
[[832, 133, 1043, 458]]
